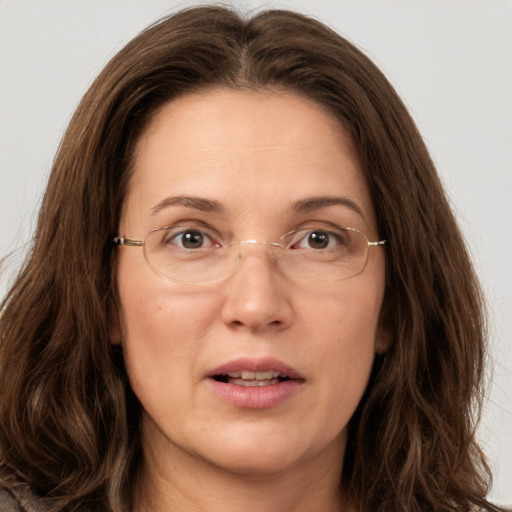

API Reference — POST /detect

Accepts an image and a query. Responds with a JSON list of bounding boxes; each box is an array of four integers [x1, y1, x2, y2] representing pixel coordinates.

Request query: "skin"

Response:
[[115, 88, 387, 511]]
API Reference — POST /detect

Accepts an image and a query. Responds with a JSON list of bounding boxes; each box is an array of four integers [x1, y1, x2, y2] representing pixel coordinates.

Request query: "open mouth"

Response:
[[212, 370, 291, 387], [208, 362, 303, 407]]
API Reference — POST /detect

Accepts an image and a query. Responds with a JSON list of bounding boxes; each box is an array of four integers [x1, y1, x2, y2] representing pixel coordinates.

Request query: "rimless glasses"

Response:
[[113, 225, 387, 285]]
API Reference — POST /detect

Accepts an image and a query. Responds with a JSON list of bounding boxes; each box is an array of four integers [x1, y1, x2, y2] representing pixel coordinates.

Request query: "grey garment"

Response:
[[0, 483, 49, 512]]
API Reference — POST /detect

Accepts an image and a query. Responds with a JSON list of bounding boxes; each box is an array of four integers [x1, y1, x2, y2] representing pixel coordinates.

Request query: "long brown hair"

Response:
[[0, 6, 501, 511]]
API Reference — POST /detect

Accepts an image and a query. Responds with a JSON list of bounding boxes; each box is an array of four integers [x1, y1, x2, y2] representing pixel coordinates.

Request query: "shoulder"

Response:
[[0, 485, 25, 512], [0, 483, 49, 512]]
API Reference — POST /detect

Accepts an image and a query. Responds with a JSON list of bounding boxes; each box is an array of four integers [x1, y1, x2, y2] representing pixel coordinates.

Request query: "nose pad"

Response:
[[230, 240, 282, 277], [220, 241, 293, 331], [237, 240, 282, 258]]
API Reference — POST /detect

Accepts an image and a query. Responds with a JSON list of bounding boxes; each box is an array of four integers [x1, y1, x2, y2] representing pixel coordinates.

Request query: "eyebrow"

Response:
[[150, 195, 224, 215], [150, 194, 365, 219], [290, 196, 366, 220]]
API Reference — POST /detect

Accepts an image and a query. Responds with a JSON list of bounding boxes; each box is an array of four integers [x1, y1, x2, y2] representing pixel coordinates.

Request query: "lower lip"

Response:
[[208, 379, 303, 409]]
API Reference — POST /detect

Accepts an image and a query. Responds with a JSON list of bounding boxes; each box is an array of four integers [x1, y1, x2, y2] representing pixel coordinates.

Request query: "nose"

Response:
[[220, 244, 294, 332]]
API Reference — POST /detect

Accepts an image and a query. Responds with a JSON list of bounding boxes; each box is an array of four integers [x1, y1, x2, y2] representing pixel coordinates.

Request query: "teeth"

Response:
[[216, 370, 289, 386], [229, 378, 281, 387], [241, 370, 280, 380]]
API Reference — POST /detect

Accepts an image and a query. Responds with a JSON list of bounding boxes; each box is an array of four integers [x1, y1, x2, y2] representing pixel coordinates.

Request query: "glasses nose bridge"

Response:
[[238, 239, 281, 248], [231, 238, 283, 269]]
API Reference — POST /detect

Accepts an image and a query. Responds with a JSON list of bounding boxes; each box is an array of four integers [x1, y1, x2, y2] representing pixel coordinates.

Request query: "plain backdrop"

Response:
[[1, 0, 511, 504]]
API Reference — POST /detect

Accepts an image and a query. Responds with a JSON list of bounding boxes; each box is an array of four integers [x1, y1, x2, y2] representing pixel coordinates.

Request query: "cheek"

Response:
[[117, 246, 217, 342], [120, 286, 218, 359], [302, 281, 383, 348], [116, 260, 221, 398], [315, 306, 377, 387], [300, 282, 383, 400]]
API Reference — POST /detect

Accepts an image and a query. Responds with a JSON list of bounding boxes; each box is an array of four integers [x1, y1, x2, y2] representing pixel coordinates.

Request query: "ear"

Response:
[[375, 331, 391, 355], [110, 301, 122, 345], [375, 300, 392, 355]]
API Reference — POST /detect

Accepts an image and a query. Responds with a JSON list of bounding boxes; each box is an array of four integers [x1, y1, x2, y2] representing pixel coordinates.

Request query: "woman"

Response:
[[0, 5, 506, 511]]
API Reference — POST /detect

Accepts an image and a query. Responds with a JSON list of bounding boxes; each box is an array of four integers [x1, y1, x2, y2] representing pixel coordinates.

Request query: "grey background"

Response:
[[1, 0, 511, 503]]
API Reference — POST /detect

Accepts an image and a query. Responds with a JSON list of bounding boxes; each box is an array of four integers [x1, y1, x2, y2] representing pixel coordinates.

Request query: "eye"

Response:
[[290, 229, 347, 250], [165, 228, 219, 250]]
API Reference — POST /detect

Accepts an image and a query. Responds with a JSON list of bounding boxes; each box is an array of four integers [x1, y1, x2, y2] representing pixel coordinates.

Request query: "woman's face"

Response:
[[116, 88, 386, 477]]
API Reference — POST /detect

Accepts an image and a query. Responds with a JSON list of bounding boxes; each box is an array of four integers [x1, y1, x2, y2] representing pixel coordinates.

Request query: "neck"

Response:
[[131, 422, 353, 512]]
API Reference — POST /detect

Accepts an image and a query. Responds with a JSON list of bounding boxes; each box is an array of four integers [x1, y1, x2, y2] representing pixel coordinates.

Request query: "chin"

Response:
[[197, 426, 335, 477], [209, 449, 302, 476]]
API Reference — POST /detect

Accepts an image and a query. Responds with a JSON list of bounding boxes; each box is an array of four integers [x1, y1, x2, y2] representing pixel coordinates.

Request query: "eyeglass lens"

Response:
[[142, 226, 373, 284]]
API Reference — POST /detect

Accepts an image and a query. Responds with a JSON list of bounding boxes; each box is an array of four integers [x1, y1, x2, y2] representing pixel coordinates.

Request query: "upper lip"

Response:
[[207, 357, 304, 380]]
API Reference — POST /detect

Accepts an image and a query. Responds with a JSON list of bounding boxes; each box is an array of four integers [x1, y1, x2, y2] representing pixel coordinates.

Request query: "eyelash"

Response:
[[164, 227, 220, 250], [158, 223, 350, 251]]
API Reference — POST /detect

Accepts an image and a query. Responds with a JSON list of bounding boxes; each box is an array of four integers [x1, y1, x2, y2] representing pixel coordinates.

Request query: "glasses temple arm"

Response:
[[113, 236, 144, 246]]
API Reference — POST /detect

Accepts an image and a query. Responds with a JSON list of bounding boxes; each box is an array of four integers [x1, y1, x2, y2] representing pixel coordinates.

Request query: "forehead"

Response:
[[124, 88, 376, 233]]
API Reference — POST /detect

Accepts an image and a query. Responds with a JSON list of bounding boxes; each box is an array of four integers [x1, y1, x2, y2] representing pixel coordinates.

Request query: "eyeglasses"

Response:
[[113, 225, 386, 284]]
